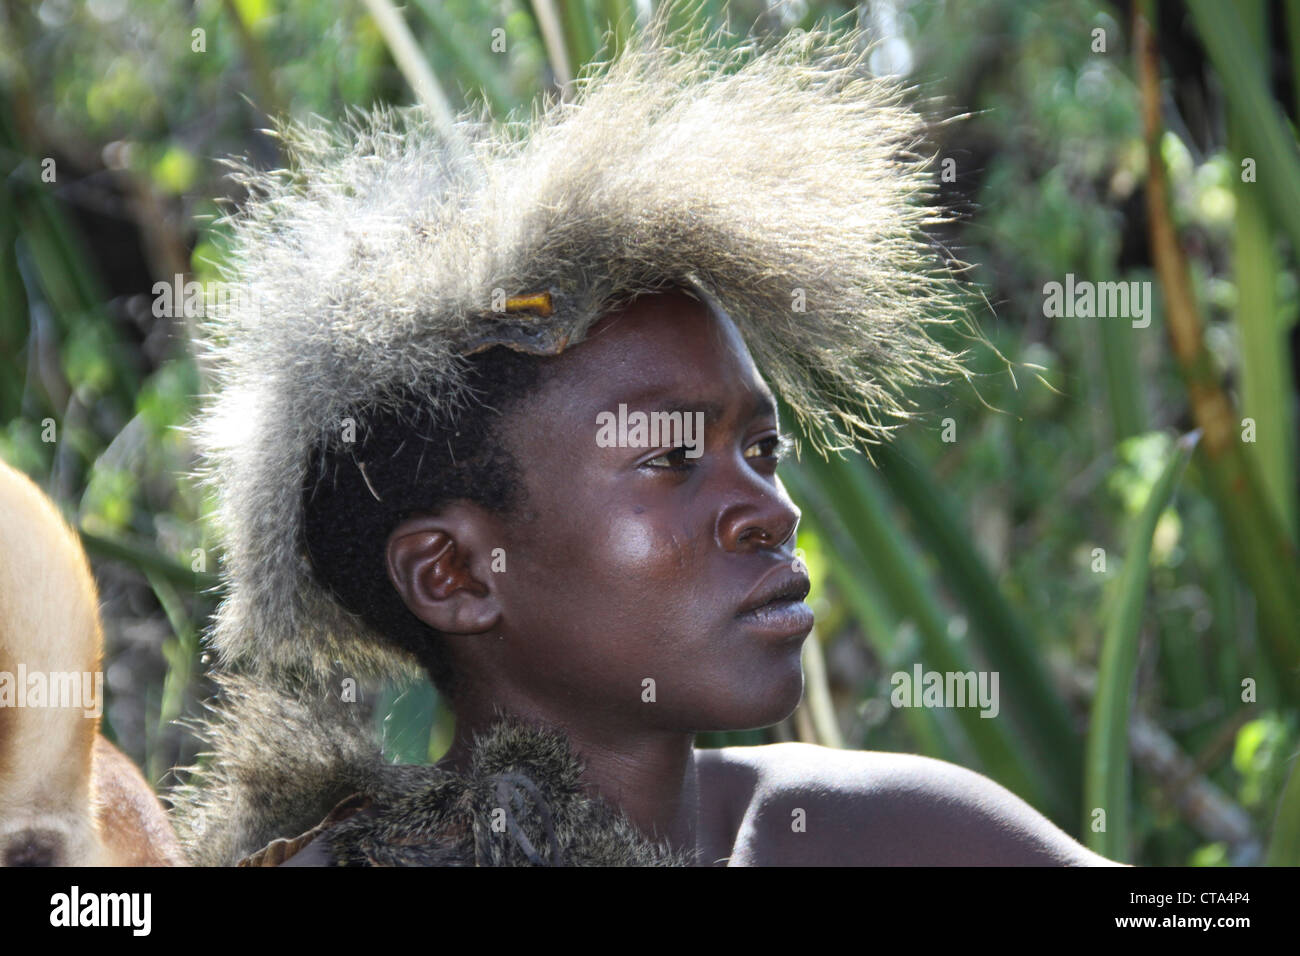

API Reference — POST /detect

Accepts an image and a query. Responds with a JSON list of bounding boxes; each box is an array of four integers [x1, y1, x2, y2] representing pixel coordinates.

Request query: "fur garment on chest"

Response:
[[169, 674, 693, 867], [320, 719, 692, 866]]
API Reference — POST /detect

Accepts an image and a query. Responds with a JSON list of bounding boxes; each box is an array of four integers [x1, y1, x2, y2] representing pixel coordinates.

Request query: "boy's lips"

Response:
[[735, 565, 814, 639], [736, 565, 811, 616]]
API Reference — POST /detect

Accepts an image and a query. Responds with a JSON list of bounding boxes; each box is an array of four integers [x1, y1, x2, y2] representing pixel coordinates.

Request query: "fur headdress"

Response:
[[191, 18, 969, 683]]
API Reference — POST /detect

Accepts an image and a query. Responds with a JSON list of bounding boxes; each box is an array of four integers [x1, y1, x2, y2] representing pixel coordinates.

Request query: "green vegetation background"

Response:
[[1, 0, 1297, 866]]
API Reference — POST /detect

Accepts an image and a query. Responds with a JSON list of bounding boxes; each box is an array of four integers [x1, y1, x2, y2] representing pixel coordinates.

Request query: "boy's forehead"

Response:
[[587, 288, 710, 332], [584, 290, 748, 363], [539, 290, 777, 419]]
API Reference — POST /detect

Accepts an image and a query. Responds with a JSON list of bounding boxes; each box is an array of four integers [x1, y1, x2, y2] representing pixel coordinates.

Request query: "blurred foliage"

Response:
[[1, 0, 1298, 866]]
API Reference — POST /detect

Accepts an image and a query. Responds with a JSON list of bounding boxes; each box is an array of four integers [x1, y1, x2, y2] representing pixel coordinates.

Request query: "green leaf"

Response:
[[151, 145, 199, 196], [1186, 0, 1300, 263], [1085, 430, 1198, 861]]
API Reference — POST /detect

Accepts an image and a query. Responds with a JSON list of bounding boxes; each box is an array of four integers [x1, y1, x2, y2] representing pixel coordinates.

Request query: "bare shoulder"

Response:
[[698, 742, 1123, 866]]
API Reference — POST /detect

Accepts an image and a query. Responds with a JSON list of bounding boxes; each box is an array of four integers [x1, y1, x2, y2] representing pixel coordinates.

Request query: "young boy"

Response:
[[172, 22, 1117, 867]]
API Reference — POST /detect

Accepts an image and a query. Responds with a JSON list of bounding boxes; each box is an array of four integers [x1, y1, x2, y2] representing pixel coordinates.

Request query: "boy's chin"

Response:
[[691, 668, 807, 734]]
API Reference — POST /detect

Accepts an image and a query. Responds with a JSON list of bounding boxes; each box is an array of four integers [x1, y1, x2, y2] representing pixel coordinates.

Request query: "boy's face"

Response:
[[481, 290, 812, 734]]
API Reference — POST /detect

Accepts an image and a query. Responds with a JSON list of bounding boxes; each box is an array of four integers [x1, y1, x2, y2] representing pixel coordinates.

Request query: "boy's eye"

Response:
[[644, 446, 692, 470], [642, 433, 792, 470], [745, 433, 794, 462]]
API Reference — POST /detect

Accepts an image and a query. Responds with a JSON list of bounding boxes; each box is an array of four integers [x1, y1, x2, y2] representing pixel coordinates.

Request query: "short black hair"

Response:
[[301, 347, 549, 696]]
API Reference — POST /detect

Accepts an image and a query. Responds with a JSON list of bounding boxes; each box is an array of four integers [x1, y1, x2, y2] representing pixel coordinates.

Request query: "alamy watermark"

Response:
[[595, 404, 705, 458], [50, 886, 151, 936], [890, 664, 999, 719], [0, 665, 103, 718], [1042, 273, 1151, 328], [152, 274, 259, 320]]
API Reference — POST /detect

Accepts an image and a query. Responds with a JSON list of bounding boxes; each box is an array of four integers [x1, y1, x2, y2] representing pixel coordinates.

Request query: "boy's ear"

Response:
[[385, 504, 501, 635]]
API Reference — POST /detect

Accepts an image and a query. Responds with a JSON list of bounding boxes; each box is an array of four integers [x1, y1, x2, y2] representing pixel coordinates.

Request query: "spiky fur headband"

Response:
[[191, 22, 969, 683]]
